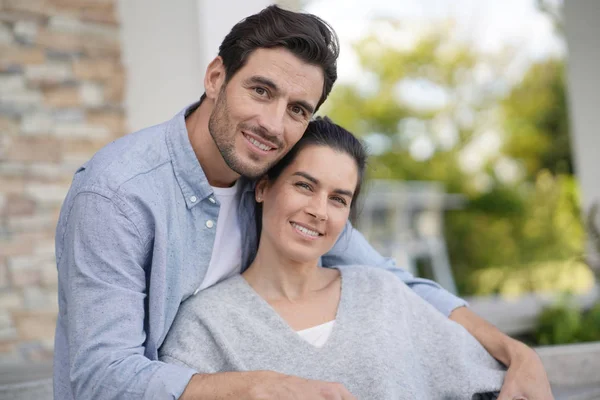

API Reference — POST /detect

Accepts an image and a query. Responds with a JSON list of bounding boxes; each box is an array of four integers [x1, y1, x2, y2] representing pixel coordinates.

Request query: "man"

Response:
[[54, 5, 553, 400]]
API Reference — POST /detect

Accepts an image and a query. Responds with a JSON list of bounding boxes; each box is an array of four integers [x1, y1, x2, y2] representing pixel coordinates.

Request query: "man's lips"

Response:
[[242, 131, 278, 151]]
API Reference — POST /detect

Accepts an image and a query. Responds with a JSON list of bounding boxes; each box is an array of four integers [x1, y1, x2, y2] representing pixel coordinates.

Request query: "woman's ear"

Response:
[[204, 56, 226, 100], [255, 177, 269, 203]]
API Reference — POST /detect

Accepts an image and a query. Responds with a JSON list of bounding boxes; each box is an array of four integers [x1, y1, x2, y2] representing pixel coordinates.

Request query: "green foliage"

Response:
[[502, 60, 572, 178], [579, 302, 600, 342], [322, 20, 587, 298], [535, 299, 582, 345], [469, 260, 593, 298], [534, 300, 600, 346], [447, 172, 585, 295]]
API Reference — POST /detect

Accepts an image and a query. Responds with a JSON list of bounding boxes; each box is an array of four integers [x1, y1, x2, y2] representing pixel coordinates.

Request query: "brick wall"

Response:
[[0, 0, 125, 363]]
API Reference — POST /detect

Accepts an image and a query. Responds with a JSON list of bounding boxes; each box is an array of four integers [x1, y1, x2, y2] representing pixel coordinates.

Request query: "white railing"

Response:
[[357, 180, 465, 294]]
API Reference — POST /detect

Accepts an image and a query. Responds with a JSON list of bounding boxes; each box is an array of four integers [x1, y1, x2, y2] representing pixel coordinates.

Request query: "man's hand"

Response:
[[450, 306, 554, 400], [247, 371, 356, 400], [180, 370, 356, 400], [497, 342, 554, 400]]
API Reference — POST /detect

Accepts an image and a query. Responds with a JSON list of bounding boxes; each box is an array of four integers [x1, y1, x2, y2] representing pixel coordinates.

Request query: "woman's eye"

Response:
[[331, 196, 348, 206], [296, 182, 312, 191]]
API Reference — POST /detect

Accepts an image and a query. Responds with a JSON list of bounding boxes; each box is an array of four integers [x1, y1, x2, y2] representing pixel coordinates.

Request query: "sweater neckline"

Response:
[[232, 267, 350, 352]]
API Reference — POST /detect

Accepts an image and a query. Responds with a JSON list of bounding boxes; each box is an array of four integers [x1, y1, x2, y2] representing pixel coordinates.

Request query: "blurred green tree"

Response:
[[502, 59, 572, 178], [321, 21, 586, 296]]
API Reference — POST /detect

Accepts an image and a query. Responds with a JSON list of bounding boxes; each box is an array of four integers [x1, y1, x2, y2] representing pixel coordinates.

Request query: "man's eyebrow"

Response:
[[246, 76, 279, 92], [246, 76, 316, 115], [292, 171, 354, 198]]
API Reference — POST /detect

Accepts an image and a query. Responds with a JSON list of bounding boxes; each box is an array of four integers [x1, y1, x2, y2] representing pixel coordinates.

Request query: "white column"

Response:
[[564, 0, 600, 271], [564, 1, 600, 213], [196, 0, 272, 71], [277, 0, 305, 11], [117, 0, 205, 131], [118, 0, 273, 132]]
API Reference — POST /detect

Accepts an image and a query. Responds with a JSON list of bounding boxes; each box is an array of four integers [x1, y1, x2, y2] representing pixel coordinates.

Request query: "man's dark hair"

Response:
[[207, 5, 339, 111]]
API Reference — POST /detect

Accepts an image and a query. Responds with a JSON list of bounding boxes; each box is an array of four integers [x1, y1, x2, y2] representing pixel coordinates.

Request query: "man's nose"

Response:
[[257, 100, 286, 139]]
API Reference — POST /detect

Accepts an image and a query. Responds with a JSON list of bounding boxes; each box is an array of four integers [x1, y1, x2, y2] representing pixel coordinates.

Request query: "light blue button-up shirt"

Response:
[[54, 102, 467, 400]]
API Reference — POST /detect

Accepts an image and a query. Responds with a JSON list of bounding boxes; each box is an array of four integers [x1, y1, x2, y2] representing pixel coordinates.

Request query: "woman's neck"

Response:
[[243, 245, 331, 302]]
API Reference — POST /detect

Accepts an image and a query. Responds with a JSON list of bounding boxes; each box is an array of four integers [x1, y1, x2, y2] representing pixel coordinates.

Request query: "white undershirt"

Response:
[[197, 181, 242, 291], [199, 182, 333, 347], [297, 320, 335, 348]]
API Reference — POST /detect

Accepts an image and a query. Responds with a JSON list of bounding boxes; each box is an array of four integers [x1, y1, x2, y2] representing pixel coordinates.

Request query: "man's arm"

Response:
[[322, 221, 466, 316], [61, 192, 356, 400], [323, 221, 554, 399], [450, 307, 554, 400], [180, 372, 356, 400], [59, 192, 195, 399]]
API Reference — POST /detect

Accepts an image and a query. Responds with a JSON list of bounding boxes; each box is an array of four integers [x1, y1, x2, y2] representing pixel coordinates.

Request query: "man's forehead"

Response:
[[240, 48, 324, 100]]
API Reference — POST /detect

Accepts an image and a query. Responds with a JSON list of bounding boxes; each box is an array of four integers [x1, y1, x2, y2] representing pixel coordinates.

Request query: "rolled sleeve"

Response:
[[144, 363, 197, 400], [322, 221, 467, 317], [60, 191, 195, 399]]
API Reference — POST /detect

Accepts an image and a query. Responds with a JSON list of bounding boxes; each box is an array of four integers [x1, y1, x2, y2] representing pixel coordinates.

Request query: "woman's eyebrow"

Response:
[[292, 171, 353, 197]]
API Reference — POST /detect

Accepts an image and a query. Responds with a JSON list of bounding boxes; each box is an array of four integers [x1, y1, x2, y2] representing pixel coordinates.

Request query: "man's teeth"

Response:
[[292, 223, 319, 237], [247, 136, 272, 151]]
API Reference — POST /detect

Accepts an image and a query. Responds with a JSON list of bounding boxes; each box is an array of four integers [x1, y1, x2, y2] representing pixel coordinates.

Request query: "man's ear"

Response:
[[255, 177, 269, 203], [204, 56, 226, 100]]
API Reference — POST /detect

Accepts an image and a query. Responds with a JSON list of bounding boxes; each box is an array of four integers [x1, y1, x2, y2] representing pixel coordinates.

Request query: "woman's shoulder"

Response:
[[336, 264, 404, 280], [336, 265, 411, 295], [177, 275, 248, 318]]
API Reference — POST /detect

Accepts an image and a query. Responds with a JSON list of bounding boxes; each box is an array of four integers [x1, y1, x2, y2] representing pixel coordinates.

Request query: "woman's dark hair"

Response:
[[248, 117, 367, 267], [203, 5, 339, 111], [258, 116, 367, 224]]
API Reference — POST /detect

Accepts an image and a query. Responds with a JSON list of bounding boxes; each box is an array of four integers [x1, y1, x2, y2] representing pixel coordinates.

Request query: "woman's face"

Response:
[[257, 144, 359, 264]]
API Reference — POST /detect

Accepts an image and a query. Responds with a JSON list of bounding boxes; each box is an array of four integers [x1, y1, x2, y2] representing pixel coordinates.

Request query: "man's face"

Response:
[[208, 48, 324, 179]]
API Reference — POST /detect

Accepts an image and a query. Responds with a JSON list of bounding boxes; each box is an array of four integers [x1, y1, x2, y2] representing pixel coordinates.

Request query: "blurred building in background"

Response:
[[0, 0, 285, 366], [1, 1, 599, 395], [1, 0, 127, 364]]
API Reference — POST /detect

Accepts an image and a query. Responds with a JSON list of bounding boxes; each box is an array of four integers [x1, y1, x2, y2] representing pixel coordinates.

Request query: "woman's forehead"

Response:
[[285, 146, 358, 188]]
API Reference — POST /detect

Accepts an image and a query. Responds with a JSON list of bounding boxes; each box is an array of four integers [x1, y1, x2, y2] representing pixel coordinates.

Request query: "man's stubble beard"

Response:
[[207, 89, 275, 180]]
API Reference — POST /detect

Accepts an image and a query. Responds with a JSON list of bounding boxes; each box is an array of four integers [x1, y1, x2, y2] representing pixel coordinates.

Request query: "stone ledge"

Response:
[[0, 361, 52, 400], [536, 341, 600, 387], [468, 285, 600, 335], [553, 384, 600, 400]]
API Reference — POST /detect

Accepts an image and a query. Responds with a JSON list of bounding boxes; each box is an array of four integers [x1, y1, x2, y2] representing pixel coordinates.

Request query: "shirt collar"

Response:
[[165, 101, 214, 209], [166, 101, 256, 209]]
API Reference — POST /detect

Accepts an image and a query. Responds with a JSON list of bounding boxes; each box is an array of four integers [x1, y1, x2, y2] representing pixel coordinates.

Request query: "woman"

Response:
[[159, 117, 505, 399]]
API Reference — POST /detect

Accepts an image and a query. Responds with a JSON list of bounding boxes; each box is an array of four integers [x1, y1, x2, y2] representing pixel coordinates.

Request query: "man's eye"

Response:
[[254, 87, 267, 96], [291, 105, 305, 116]]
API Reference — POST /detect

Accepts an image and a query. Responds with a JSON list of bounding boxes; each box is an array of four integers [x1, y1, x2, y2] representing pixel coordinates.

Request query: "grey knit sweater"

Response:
[[159, 266, 505, 399]]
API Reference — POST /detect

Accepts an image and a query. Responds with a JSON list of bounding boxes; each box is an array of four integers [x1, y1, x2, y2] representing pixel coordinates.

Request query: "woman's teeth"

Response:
[[292, 223, 319, 237]]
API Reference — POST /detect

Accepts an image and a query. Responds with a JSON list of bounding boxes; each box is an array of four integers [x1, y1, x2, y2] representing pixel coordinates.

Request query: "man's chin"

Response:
[[232, 161, 271, 180]]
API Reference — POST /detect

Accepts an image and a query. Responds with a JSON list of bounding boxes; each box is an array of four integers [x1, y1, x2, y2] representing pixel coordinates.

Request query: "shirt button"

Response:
[[193, 287, 200, 296], [205, 220, 214, 229], [209, 196, 216, 204], [190, 196, 197, 203]]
